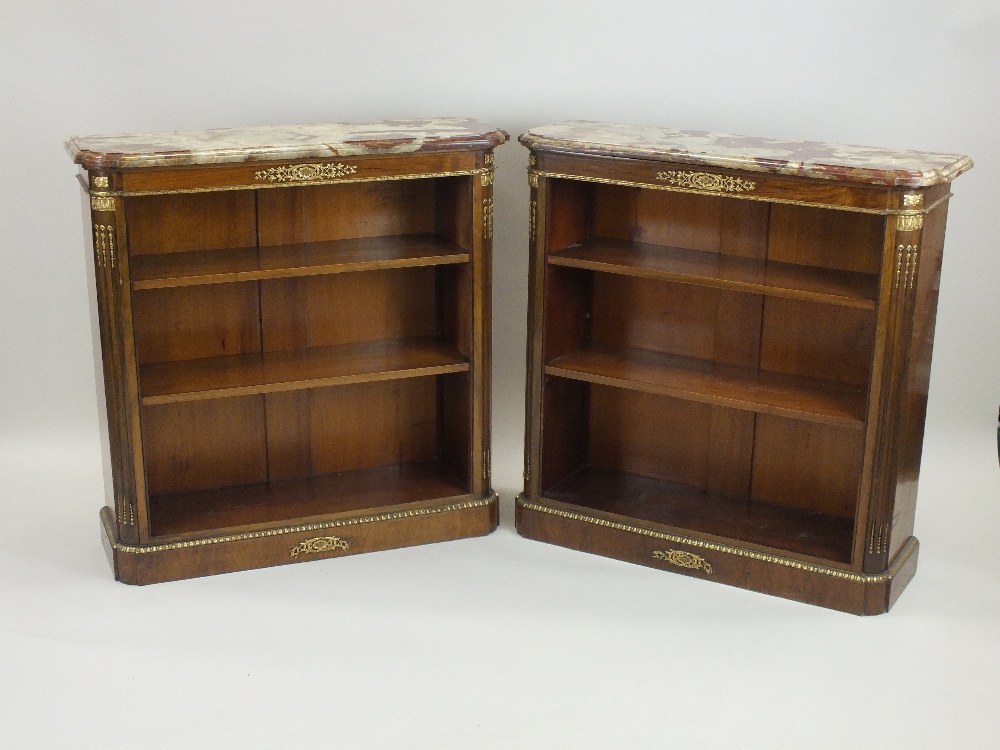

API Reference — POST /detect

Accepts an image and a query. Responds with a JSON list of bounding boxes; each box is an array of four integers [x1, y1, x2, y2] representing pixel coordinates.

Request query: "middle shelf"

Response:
[[548, 238, 879, 309], [546, 345, 868, 427], [131, 233, 470, 289], [140, 338, 469, 405]]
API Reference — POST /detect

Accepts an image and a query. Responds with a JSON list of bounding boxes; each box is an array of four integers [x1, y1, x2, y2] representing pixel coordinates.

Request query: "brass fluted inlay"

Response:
[[517, 495, 918, 583], [101, 494, 497, 554], [254, 162, 358, 182], [654, 549, 713, 574], [896, 213, 923, 231], [483, 198, 494, 240], [529, 199, 537, 242], [290, 536, 349, 558], [656, 170, 756, 194]]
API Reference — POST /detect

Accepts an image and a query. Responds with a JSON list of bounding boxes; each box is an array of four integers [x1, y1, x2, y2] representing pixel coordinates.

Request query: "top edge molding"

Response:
[[67, 118, 510, 170], [520, 121, 972, 187]]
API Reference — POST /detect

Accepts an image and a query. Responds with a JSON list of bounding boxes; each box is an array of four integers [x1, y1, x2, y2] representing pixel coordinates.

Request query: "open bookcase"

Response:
[[517, 121, 972, 614], [68, 119, 507, 583]]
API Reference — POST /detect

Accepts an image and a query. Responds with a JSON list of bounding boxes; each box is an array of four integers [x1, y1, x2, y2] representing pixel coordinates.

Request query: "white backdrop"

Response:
[[2, 2, 999, 747]]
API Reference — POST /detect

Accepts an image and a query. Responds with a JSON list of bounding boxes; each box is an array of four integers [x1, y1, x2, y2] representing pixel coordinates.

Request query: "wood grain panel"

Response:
[[435, 176, 473, 251], [141, 397, 267, 495], [634, 189, 722, 252], [308, 378, 437, 474], [540, 376, 589, 491], [264, 391, 311, 481], [543, 266, 591, 361], [768, 204, 885, 273], [125, 191, 256, 255], [261, 267, 436, 351], [132, 282, 261, 365], [546, 178, 591, 251], [588, 385, 713, 488], [760, 297, 875, 386], [751, 413, 864, 518], [591, 274, 720, 360], [257, 180, 436, 245]]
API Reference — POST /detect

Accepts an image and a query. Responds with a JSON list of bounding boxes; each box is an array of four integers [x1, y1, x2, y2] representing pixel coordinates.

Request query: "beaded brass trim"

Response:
[[100, 494, 497, 554], [254, 162, 357, 182], [535, 170, 952, 217], [656, 170, 756, 193], [516, 495, 917, 583], [290, 536, 349, 558], [85, 168, 492, 197], [529, 199, 537, 242], [653, 549, 713, 574]]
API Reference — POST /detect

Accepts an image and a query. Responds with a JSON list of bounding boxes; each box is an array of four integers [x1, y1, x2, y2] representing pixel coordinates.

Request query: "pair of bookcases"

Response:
[[68, 119, 971, 613]]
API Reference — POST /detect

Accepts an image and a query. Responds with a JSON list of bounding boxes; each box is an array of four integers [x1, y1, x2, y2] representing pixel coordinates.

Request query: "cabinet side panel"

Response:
[[81, 191, 115, 515], [540, 377, 589, 491], [546, 179, 591, 251], [888, 200, 949, 558]]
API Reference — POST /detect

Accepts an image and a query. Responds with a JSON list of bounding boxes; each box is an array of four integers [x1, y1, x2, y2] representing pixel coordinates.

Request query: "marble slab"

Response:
[[520, 121, 972, 187], [67, 118, 509, 170]]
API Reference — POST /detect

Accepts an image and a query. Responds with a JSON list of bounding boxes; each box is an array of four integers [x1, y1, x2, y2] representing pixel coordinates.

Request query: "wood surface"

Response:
[[81, 142, 496, 580], [518, 135, 963, 612]]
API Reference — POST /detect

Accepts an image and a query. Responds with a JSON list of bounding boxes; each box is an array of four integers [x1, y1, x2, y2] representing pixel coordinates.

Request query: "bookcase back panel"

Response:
[[141, 396, 268, 495], [767, 204, 884, 274], [257, 181, 436, 245], [751, 413, 864, 519], [591, 184, 771, 259], [260, 267, 437, 351], [760, 297, 875, 387], [133, 282, 262, 365], [590, 274, 763, 368], [126, 192, 257, 256], [303, 378, 437, 474]]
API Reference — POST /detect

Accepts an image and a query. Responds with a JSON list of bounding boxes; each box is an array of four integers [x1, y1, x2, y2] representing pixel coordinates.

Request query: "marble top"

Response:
[[67, 118, 509, 170], [520, 121, 972, 187]]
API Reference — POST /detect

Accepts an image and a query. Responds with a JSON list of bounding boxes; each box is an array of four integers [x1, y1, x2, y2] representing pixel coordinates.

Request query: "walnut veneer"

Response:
[[517, 121, 972, 614], [68, 118, 508, 583]]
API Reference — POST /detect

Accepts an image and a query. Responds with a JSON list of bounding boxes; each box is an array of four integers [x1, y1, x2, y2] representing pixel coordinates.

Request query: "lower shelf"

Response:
[[543, 466, 854, 563], [149, 461, 469, 537]]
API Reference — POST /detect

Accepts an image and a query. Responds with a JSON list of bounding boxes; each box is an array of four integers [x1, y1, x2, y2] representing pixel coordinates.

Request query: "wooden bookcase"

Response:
[[516, 121, 972, 614], [67, 119, 507, 583]]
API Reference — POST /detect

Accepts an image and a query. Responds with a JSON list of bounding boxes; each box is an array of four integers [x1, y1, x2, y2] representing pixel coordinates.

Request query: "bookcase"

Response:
[[67, 119, 507, 583], [516, 121, 972, 614]]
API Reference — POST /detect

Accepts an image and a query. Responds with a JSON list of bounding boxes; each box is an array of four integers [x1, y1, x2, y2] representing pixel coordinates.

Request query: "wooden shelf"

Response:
[[131, 233, 469, 290], [141, 338, 469, 405], [549, 238, 878, 309], [545, 467, 854, 563], [546, 345, 867, 427], [149, 461, 470, 537]]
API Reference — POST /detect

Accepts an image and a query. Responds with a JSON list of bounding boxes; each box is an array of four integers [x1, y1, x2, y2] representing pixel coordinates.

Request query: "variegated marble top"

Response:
[[67, 118, 508, 170], [520, 121, 972, 187]]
